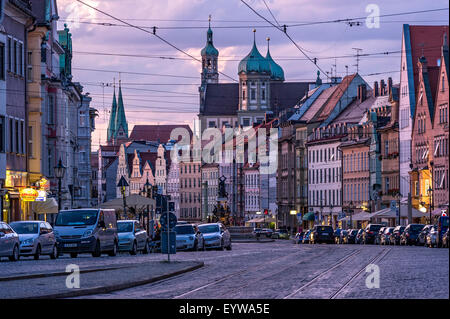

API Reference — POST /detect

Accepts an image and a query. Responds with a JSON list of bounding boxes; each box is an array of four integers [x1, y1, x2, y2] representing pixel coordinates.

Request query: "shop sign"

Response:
[[35, 190, 47, 202], [20, 188, 39, 202]]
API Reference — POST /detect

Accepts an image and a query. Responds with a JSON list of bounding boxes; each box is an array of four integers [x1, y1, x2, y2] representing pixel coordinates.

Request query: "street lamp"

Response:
[[117, 176, 129, 220], [349, 201, 354, 229], [54, 158, 66, 211], [427, 186, 433, 224]]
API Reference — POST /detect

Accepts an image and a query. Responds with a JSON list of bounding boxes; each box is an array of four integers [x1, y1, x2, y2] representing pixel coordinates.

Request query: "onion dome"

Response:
[[238, 30, 271, 75], [201, 18, 219, 57], [265, 37, 285, 81]]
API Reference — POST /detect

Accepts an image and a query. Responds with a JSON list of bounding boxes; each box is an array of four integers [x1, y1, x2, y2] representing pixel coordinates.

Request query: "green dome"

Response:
[[238, 40, 271, 75], [266, 48, 284, 81], [201, 27, 219, 56]]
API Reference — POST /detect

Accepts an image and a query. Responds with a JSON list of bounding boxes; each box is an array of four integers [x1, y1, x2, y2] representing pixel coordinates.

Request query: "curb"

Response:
[[233, 239, 275, 243], [24, 261, 204, 299], [0, 265, 130, 282]]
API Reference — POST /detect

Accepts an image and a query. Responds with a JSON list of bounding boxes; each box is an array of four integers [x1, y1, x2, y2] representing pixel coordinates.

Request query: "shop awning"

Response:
[[97, 194, 156, 212], [245, 217, 265, 223], [303, 212, 315, 221], [31, 198, 58, 214], [350, 212, 372, 221]]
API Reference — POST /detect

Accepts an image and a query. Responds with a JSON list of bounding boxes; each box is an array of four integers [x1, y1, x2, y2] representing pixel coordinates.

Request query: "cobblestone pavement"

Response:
[[1, 241, 448, 299], [71, 241, 448, 299]]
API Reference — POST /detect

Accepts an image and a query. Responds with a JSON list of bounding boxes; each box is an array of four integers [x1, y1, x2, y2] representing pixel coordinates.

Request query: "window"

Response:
[[48, 95, 55, 124], [208, 121, 216, 128], [250, 89, 256, 101], [243, 118, 250, 126], [0, 116, 4, 152], [7, 37, 12, 72], [261, 88, 266, 101], [27, 51, 32, 82], [13, 40, 17, 74], [19, 42, 23, 76], [0, 42, 4, 80]]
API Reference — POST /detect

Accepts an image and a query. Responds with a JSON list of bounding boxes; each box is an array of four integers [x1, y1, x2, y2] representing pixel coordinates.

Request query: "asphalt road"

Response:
[[58, 241, 449, 299]]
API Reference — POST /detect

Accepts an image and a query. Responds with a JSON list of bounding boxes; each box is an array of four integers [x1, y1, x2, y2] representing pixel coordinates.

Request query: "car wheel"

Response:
[[142, 240, 149, 254], [130, 241, 138, 255], [50, 245, 58, 259], [108, 241, 118, 257], [70, 252, 78, 258], [92, 241, 101, 257], [34, 245, 41, 260], [9, 245, 19, 262]]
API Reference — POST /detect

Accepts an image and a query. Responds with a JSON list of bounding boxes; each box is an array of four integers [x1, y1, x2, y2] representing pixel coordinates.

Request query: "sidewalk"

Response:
[[0, 261, 203, 299]]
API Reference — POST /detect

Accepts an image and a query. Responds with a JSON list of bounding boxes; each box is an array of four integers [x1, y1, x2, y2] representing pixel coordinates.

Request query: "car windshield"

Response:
[[10, 222, 39, 234], [409, 224, 424, 232], [279, 229, 288, 233], [175, 225, 195, 235], [117, 222, 133, 233], [55, 210, 98, 226], [198, 224, 220, 234]]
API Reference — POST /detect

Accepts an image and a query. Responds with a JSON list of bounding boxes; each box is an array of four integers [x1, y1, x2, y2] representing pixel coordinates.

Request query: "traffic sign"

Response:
[[160, 212, 177, 229]]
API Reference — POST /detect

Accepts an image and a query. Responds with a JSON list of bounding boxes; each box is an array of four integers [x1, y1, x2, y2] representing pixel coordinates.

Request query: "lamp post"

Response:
[[349, 201, 354, 229], [143, 179, 152, 234], [54, 158, 66, 211], [427, 186, 433, 224], [329, 204, 334, 227], [117, 176, 129, 220]]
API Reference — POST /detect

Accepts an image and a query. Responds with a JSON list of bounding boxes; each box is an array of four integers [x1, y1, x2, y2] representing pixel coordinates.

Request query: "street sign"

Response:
[[160, 211, 177, 230]]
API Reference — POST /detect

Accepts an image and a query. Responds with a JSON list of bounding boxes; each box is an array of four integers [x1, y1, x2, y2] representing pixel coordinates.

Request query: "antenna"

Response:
[[352, 48, 363, 74], [333, 58, 337, 78]]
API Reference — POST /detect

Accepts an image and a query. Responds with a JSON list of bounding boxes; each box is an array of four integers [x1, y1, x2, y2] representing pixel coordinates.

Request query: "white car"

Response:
[[174, 224, 205, 251], [10, 221, 58, 260], [198, 223, 232, 250], [0, 222, 20, 261]]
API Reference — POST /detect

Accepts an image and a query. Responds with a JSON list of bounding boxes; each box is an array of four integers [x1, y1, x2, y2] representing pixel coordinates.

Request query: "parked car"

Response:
[[0, 222, 20, 261], [345, 229, 358, 244], [362, 224, 384, 244], [9, 221, 58, 259], [261, 228, 274, 238], [400, 224, 425, 246], [174, 223, 205, 251], [418, 225, 433, 246], [389, 225, 405, 245], [426, 226, 439, 248], [54, 209, 118, 258], [310, 225, 334, 244], [355, 229, 364, 244], [380, 227, 395, 245], [117, 220, 149, 254], [294, 231, 305, 244], [302, 229, 312, 244], [337, 230, 348, 244], [198, 223, 231, 250], [272, 229, 290, 240], [442, 229, 449, 248], [374, 227, 386, 245]]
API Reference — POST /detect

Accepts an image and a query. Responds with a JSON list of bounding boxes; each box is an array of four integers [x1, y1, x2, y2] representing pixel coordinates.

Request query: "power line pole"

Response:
[[352, 48, 363, 74]]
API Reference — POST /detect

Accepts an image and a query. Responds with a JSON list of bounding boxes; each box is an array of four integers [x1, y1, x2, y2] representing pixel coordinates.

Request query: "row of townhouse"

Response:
[[0, 0, 95, 224]]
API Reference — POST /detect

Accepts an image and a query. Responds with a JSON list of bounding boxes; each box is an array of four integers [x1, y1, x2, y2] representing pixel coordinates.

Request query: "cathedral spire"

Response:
[[107, 81, 117, 143], [114, 80, 129, 140]]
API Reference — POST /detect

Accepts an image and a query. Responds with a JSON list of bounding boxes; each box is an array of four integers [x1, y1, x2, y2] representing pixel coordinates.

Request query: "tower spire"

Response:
[[107, 82, 118, 144]]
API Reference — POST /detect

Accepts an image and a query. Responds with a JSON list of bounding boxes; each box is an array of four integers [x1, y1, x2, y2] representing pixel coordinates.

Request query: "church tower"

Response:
[[201, 16, 219, 85], [113, 80, 129, 143], [106, 81, 128, 145]]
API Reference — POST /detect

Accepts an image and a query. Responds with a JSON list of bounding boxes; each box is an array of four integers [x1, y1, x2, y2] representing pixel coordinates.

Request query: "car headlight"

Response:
[[22, 238, 34, 245], [82, 230, 93, 238]]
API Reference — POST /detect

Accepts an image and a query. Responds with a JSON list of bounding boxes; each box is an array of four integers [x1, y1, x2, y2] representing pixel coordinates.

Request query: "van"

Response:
[[54, 209, 118, 258]]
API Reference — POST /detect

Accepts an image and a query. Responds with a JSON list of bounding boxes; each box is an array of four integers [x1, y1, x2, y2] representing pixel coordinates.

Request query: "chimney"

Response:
[[360, 84, 367, 103], [374, 81, 379, 97], [380, 79, 385, 96], [388, 77, 393, 97]]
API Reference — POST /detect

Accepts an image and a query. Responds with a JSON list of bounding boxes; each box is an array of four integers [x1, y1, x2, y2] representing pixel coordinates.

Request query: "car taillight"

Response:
[[368, 231, 373, 234], [387, 233, 390, 235]]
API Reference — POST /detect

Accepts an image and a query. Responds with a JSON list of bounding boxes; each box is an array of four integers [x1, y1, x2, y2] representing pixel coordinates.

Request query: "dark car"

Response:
[[362, 224, 383, 244], [310, 225, 334, 244], [355, 229, 364, 244], [302, 229, 312, 244], [389, 225, 405, 245], [400, 224, 425, 246], [418, 225, 433, 246], [345, 229, 358, 244], [380, 227, 395, 245]]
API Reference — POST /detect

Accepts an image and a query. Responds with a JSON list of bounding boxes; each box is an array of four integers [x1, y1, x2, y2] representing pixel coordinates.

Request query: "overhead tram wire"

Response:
[[75, 0, 238, 83]]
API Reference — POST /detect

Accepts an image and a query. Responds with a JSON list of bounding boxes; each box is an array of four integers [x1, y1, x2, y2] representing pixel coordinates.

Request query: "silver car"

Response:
[[117, 220, 149, 255], [198, 223, 232, 250], [174, 224, 205, 251], [0, 222, 20, 261], [10, 221, 58, 260]]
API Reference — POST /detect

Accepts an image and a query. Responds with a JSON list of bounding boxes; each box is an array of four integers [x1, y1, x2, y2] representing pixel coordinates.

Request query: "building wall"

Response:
[[179, 161, 201, 222]]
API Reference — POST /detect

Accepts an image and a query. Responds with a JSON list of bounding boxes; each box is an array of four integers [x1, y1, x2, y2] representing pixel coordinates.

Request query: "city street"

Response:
[[49, 241, 450, 299]]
